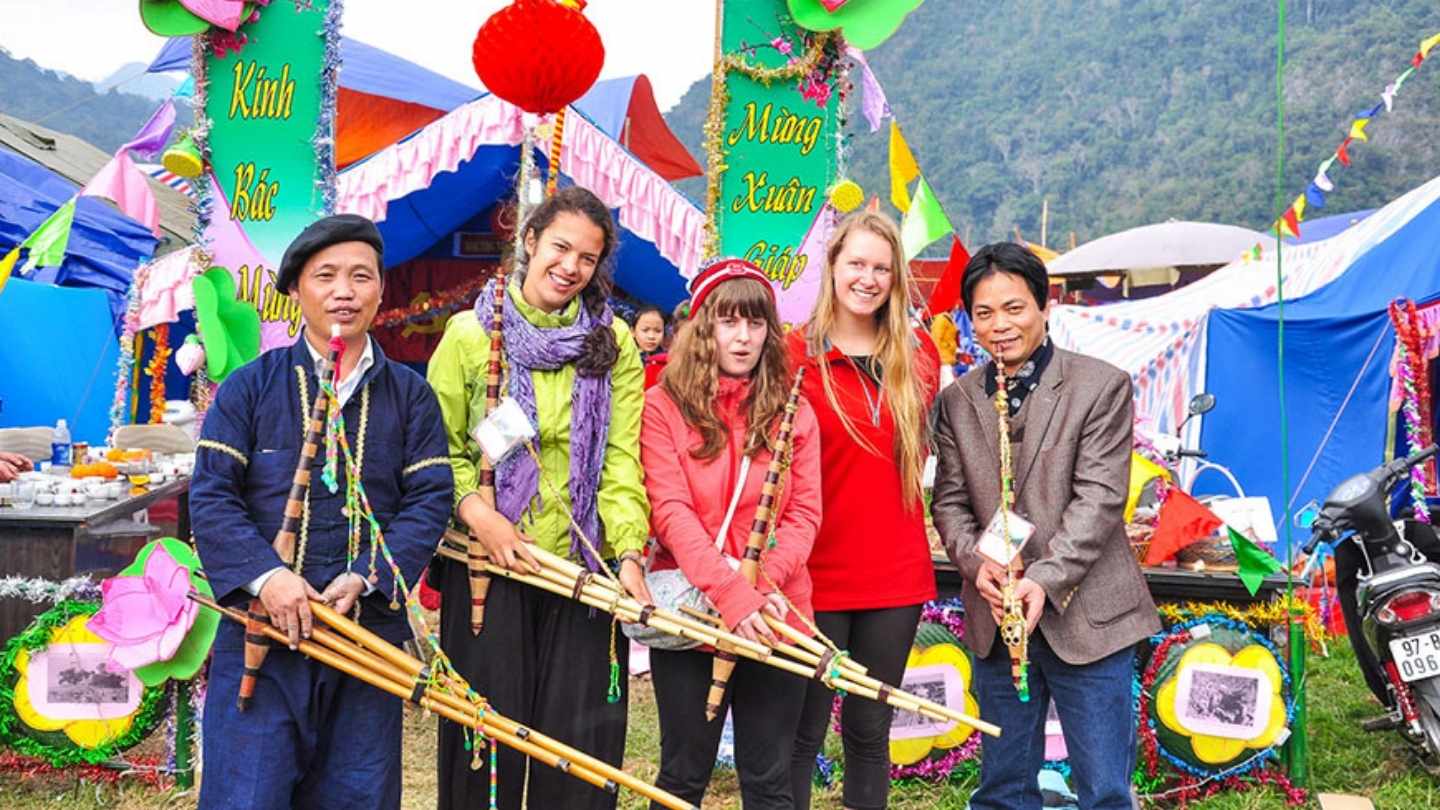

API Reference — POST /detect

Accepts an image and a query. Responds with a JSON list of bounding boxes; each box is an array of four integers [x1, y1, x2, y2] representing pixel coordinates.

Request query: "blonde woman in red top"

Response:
[[787, 211, 941, 810], [641, 258, 822, 809]]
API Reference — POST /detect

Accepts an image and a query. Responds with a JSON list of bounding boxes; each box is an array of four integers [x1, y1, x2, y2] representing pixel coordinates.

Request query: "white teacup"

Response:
[[35, 491, 55, 506]]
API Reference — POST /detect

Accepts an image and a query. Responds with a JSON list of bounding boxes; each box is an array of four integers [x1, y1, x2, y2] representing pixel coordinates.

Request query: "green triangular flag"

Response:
[[1229, 527, 1284, 596], [19, 198, 77, 274], [900, 176, 953, 261]]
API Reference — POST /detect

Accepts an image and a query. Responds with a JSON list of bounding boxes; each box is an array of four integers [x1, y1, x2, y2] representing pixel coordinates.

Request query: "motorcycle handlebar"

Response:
[[1382, 444, 1439, 488]]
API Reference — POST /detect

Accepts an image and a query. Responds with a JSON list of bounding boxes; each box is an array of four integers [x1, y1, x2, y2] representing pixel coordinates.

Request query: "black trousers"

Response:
[[649, 647, 806, 810], [1335, 518, 1440, 708], [789, 604, 922, 810], [435, 562, 629, 810]]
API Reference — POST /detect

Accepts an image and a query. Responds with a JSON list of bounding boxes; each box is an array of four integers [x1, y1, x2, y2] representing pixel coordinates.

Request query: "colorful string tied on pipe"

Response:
[[320, 336, 346, 495]]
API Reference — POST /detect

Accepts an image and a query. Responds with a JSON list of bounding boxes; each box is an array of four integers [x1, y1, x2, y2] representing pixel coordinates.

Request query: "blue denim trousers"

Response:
[[968, 631, 1137, 810]]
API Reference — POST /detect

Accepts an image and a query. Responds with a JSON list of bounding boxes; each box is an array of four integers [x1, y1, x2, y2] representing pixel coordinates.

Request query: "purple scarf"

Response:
[[476, 279, 613, 570]]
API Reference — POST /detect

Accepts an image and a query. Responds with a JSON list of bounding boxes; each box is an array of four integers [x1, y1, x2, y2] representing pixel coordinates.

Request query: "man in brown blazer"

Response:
[[932, 242, 1160, 810]]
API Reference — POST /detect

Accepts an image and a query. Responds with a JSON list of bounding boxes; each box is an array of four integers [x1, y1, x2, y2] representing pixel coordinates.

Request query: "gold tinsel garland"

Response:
[[701, 32, 837, 257], [1156, 597, 1327, 648]]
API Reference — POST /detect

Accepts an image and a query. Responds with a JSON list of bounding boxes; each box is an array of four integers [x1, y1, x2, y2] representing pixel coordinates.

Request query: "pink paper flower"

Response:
[[179, 0, 247, 31], [87, 546, 198, 673]]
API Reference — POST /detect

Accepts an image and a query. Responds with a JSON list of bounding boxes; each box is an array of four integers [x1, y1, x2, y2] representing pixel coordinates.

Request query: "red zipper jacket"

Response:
[[640, 376, 822, 633], [787, 327, 941, 611]]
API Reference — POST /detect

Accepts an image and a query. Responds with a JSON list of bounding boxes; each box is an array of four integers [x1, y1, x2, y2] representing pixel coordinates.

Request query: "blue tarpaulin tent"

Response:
[[0, 148, 157, 320], [1200, 190, 1440, 550], [0, 279, 121, 444]]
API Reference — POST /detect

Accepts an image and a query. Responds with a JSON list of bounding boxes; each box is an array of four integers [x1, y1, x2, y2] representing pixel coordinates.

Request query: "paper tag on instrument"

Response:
[[1190, 623, 1212, 640], [977, 507, 1034, 566], [471, 396, 536, 465]]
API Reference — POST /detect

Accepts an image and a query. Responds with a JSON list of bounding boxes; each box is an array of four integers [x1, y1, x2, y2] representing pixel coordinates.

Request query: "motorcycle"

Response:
[[1299, 444, 1440, 759]]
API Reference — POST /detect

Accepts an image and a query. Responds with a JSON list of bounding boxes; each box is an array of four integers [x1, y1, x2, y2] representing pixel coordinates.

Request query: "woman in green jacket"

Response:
[[427, 186, 651, 810]]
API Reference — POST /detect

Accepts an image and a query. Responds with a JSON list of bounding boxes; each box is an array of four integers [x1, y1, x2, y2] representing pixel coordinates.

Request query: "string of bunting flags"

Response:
[[1246, 30, 1440, 257]]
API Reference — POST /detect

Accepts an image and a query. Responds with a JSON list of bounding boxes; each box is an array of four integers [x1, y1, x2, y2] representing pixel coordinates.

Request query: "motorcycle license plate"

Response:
[[1388, 631, 1440, 682]]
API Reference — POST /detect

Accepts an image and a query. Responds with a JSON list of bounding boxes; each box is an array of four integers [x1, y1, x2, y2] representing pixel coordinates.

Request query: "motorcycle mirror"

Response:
[[1189, 393, 1216, 416], [1295, 500, 1320, 529]]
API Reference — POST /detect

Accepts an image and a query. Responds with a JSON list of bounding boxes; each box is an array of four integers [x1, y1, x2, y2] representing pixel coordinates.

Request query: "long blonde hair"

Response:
[[662, 278, 792, 460], [804, 210, 928, 509]]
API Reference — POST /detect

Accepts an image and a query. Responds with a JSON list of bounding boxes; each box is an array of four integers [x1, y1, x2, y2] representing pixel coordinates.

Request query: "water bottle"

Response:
[[50, 419, 71, 467]]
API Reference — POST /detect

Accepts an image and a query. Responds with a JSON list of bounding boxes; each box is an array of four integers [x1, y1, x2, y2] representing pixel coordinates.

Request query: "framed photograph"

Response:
[[1175, 662, 1272, 740], [890, 664, 962, 740], [26, 643, 141, 721]]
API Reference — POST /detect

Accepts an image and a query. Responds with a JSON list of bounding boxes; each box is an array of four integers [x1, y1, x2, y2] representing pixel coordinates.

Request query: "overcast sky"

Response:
[[0, 0, 716, 111]]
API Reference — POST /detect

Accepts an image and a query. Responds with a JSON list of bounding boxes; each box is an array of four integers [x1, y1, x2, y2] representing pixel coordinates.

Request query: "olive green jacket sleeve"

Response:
[[597, 318, 650, 556], [426, 310, 489, 515]]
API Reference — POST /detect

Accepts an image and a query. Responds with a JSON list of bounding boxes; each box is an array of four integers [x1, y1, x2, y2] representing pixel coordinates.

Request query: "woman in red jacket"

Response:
[[641, 258, 822, 809], [787, 211, 941, 810]]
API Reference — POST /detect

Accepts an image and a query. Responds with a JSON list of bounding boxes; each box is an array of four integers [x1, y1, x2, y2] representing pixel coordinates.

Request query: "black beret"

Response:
[[275, 214, 385, 295]]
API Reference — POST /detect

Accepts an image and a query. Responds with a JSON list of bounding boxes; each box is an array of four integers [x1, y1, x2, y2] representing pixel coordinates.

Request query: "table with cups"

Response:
[[0, 451, 193, 640]]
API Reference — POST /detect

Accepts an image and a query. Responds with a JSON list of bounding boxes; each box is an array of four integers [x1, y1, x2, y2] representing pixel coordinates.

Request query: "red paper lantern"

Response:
[[472, 0, 605, 114]]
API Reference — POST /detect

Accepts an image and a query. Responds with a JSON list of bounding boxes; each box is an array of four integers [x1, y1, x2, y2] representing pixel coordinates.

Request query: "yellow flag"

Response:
[[1125, 453, 1170, 523], [1292, 194, 1307, 223], [1421, 32, 1440, 59], [889, 121, 920, 213], [0, 247, 18, 296], [1348, 117, 1370, 142]]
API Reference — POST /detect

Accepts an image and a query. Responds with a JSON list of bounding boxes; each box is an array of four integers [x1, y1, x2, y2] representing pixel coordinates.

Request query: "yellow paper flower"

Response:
[[888, 643, 981, 765], [12, 615, 137, 749], [1155, 642, 1286, 765], [829, 179, 864, 213]]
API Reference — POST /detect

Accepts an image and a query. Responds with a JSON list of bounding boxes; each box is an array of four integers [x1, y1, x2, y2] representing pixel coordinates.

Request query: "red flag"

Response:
[[1335, 137, 1353, 167], [1281, 207, 1301, 239], [1144, 489, 1223, 565], [927, 236, 972, 315]]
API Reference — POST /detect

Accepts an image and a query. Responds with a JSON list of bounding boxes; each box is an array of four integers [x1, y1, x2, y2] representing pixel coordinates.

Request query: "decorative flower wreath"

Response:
[[1136, 616, 1306, 804], [0, 601, 167, 767], [823, 600, 982, 783]]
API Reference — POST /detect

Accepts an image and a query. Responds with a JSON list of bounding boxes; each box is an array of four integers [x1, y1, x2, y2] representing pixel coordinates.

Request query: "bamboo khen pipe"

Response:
[[238, 324, 343, 711], [705, 368, 807, 720], [436, 532, 999, 737], [190, 592, 698, 810]]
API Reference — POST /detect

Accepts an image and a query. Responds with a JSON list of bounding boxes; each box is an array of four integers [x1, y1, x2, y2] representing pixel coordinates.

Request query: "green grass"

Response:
[[2, 644, 1438, 808]]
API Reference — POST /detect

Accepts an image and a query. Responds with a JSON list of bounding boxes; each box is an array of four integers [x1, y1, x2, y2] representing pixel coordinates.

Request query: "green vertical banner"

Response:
[[204, 1, 332, 348], [709, 0, 840, 298]]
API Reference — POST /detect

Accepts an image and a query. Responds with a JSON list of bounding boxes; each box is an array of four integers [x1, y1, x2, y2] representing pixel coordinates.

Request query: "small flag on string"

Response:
[[1145, 489, 1222, 565], [18, 198, 78, 275], [1125, 453, 1170, 523], [0, 247, 18, 295], [1348, 117, 1371, 142], [926, 236, 972, 315], [83, 151, 160, 235], [846, 46, 890, 133], [1422, 32, 1440, 61], [1305, 182, 1327, 211], [1291, 194, 1308, 223], [1229, 527, 1284, 596], [121, 99, 177, 160], [1335, 137, 1354, 167], [889, 121, 920, 213], [1314, 159, 1336, 192], [899, 176, 953, 261], [1280, 207, 1301, 239]]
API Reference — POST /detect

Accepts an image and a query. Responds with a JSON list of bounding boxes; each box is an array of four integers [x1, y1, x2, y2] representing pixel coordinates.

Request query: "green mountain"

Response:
[[0, 49, 183, 154], [664, 0, 1440, 250]]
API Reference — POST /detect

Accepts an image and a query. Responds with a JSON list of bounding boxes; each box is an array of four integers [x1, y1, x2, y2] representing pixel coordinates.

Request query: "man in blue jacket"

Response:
[[191, 215, 452, 810]]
